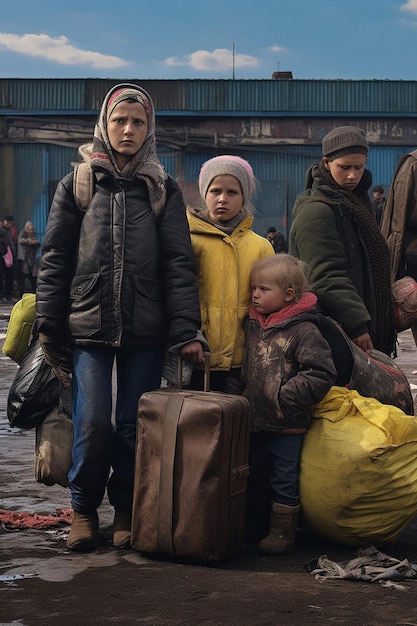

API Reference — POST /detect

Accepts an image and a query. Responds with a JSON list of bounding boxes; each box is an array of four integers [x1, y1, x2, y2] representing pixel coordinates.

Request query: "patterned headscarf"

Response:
[[78, 83, 167, 215]]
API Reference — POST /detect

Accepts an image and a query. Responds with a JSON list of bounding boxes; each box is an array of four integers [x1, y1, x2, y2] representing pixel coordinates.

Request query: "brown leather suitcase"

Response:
[[131, 369, 250, 564]]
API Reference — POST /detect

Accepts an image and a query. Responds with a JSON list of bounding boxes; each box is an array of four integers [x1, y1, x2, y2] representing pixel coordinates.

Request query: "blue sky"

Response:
[[1, 0, 417, 80]]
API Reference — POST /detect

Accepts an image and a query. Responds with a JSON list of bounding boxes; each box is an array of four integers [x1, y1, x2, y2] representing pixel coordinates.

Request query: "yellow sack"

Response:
[[299, 386, 417, 547], [2, 293, 36, 364]]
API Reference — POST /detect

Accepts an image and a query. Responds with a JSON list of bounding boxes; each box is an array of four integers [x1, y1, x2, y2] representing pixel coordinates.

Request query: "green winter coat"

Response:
[[289, 166, 376, 342]]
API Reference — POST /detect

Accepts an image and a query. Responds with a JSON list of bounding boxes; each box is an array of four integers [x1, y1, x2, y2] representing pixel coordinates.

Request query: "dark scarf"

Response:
[[78, 83, 167, 216], [310, 162, 395, 355]]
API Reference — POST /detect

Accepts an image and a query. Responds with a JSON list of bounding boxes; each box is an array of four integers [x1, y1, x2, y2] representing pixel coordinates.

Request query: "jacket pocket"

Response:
[[69, 272, 101, 337], [132, 275, 166, 341]]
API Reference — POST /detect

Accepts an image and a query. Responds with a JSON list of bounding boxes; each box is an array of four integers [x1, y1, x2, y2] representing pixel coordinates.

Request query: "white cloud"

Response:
[[269, 44, 287, 53], [0, 33, 129, 69], [401, 0, 417, 13], [164, 48, 259, 72]]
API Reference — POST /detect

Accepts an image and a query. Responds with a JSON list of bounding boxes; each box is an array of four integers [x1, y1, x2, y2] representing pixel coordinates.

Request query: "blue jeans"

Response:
[[268, 433, 303, 506], [245, 431, 303, 541], [69, 345, 163, 514]]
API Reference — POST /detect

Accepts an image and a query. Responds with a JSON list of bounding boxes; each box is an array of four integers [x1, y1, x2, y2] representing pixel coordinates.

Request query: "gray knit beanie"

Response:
[[322, 126, 368, 161], [199, 155, 256, 215]]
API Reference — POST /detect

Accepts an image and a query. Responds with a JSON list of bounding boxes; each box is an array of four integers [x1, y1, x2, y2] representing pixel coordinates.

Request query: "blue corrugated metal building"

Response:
[[1, 78, 417, 239]]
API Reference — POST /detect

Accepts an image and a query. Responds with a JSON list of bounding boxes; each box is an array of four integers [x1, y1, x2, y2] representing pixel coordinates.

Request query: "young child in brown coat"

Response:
[[242, 254, 337, 554]]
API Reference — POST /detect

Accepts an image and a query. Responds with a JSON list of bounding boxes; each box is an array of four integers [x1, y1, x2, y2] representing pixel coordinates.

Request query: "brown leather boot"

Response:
[[66, 511, 99, 551], [258, 502, 300, 555], [113, 511, 131, 549]]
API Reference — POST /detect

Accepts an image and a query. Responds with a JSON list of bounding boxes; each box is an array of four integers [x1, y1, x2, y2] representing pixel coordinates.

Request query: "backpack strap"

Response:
[[73, 162, 94, 212]]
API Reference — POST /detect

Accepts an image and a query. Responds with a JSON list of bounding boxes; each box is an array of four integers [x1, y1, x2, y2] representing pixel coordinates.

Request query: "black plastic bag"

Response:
[[7, 336, 62, 429]]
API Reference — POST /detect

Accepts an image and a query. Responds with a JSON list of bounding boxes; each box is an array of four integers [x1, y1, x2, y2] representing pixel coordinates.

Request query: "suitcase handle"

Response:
[[177, 351, 211, 391]]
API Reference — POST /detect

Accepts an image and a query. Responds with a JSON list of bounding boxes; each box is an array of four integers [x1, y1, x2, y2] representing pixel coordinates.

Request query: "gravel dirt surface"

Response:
[[2, 302, 417, 626]]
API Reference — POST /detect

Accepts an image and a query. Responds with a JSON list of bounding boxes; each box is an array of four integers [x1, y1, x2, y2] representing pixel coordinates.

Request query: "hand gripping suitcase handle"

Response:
[[177, 351, 211, 391]]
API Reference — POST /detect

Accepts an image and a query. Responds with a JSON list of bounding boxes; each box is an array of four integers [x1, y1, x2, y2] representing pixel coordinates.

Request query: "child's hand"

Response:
[[180, 341, 204, 364]]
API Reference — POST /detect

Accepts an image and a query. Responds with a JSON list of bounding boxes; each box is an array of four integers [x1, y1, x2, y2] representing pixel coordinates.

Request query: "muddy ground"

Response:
[[2, 304, 417, 626]]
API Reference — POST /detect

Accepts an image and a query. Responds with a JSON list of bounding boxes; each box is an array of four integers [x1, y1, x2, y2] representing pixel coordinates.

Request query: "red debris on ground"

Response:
[[0, 508, 73, 530]]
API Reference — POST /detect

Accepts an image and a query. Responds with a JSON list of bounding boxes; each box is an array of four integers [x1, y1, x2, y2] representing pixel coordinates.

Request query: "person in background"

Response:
[[381, 148, 417, 348], [289, 126, 395, 356], [184, 155, 274, 393], [242, 254, 336, 554], [3, 215, 18, 302], [36, 83, 202, 552], [266, 226, 288, 253], [17, 221, 40, 295], [3, 215, 18, 243], [381, 149, 417, 284], [370, 185, 386, 227]]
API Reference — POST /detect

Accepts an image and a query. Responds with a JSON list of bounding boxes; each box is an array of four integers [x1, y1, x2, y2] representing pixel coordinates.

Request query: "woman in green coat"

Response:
[[289, 126, 395, 356]]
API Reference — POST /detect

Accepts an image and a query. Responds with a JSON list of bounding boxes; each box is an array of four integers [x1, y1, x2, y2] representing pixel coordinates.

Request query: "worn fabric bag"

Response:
[[3, 245, 13, 268], [348, 341, 413, 415], [7, 336, 61, 429], [2, 293, 36, 364], [35, 400, 73, 488], [391, 276, 417, 332], [317, 313, 413, 414], [299, 386, 417, 547]]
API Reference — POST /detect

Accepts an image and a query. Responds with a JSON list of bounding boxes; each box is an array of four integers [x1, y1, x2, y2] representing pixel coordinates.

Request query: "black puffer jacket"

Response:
[[36, 170, 201, 349]]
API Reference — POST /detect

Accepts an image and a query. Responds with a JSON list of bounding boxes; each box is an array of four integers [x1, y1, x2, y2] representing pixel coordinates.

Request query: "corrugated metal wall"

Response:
[[1, 79, 85, 111], [2, 78, 417, 114], [367, 145, 416, 187], [161, 147, 322, 237], [13, 144, 78, 240], [160, 145, 417, 238], [10, 141, 416, 242], [3, 78, 417, 240], [79, 79, 417, 115]]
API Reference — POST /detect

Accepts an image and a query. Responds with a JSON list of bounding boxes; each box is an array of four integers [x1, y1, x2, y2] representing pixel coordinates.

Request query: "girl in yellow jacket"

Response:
[[183, 155, 274, 392]]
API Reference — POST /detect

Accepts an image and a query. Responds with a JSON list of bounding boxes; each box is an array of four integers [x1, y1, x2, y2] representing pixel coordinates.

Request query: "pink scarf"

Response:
[[249, 292, 318, 329]]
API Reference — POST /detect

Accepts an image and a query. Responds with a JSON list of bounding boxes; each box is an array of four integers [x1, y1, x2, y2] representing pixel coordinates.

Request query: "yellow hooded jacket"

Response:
[[187, 209, 274, 370]]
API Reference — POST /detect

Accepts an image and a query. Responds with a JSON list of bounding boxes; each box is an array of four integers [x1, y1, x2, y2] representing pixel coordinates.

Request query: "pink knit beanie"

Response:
[[199, 155, 256, 208]]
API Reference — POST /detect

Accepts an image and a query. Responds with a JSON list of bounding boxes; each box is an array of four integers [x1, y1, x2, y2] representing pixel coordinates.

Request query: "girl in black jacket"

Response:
[[36, 83, 203, 551]]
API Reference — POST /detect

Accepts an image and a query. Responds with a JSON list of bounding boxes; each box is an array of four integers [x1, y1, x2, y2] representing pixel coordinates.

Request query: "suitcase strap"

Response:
[[157, 393, 185, 554]]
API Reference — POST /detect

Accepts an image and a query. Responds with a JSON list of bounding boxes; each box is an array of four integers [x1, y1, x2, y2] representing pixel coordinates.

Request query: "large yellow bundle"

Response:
[[299, 386, 417, 546], [2, 293, 36, 364]]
